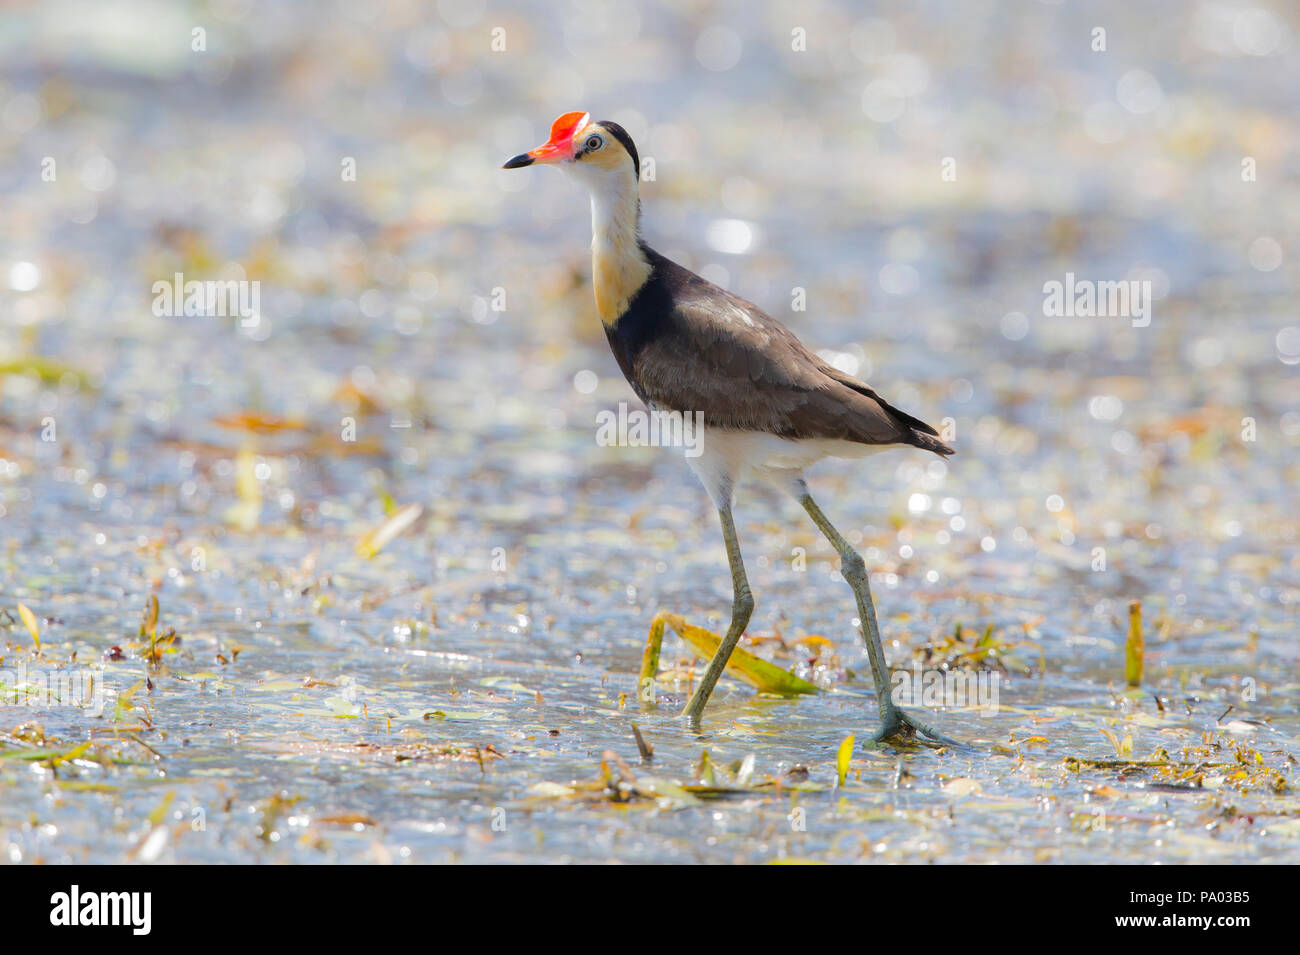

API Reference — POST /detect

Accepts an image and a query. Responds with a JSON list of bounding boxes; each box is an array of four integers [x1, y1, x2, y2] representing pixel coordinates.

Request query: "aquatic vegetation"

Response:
[[0, 1, 1294, 864], [640, 612, 820, 701]]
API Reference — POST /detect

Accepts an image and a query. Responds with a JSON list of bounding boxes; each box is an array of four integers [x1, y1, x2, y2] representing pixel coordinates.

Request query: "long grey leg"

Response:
[[681, 504, 754, 725], [796, 483, 957, 745]]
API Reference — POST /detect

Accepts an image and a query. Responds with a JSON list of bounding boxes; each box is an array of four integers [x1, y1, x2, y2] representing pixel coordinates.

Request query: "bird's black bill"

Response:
[[502, 153, 534, 169]]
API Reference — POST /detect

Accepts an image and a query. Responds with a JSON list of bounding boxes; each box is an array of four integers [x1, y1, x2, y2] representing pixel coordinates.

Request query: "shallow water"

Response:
[[0, 1, 1297, 863]]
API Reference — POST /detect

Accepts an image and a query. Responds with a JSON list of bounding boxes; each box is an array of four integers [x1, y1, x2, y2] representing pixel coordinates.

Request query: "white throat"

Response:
[[567, 163, 651, 322], [587, 171, 639, 249]]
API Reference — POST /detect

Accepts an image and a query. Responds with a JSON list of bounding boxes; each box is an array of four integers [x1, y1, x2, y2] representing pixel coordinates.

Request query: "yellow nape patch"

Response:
[[593, 246, 650, 322], [576, 122, 650, 322]]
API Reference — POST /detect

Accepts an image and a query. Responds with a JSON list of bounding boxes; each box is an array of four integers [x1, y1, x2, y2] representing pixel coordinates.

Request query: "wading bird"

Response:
[[504, 112, 955, 743]]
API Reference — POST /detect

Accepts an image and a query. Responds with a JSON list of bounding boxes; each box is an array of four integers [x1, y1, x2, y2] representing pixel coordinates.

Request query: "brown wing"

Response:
[[624, 257, 946, 452]]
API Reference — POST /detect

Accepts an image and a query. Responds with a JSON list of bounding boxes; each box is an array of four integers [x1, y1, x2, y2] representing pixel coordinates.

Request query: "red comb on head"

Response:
[[548, 111, 591, 143], [503, 111, 594, 168]]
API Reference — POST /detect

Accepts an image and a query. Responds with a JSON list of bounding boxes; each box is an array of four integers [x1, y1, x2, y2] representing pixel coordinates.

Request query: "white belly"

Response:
[[684, 427, 889, 508]]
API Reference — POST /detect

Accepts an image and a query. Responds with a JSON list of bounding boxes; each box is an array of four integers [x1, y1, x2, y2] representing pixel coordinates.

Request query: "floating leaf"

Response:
[[631, 723, 654, 760], [1125, 599, 1144, 687], [634, 776, 702, 807], [529, 781, 576, 798], [1098, 727, 1134, 757], [212, 411, 311, 433], [0, 356, 89, 387], [139, 594, 159, 640], [836, 732, 855, 787], [16, 603, 39, 651], [332, 379, 386, 415], [317, 812, 376, 827], [792, 634, 835, 649], [735, 753, 756, 786], [225, 447, 262, 530], [653, 613, 818, 696], [147, 791, 176, 826], [697, 748, 717, 786], [943, 777, 982, 797], [356, 502, 423, 558], [114, 679, 146, 724], [638, 615, 665, 704], [46, 741, 93, 769], [768, 858, 829, 865]]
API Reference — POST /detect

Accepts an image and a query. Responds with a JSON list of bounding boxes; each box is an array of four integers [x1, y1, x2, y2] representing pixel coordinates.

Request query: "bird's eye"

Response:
[[585, 135, 604, 151]]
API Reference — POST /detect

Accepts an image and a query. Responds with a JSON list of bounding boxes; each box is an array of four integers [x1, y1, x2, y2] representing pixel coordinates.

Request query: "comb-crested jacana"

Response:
[[504, 112, 956, 744]]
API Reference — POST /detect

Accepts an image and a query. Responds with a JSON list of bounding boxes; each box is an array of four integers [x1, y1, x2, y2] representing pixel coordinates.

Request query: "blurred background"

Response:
[[0, 0, 1296, 863]]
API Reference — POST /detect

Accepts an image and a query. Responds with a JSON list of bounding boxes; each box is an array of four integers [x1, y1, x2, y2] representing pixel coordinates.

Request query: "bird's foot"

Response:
[[871, 704, 962, 749]]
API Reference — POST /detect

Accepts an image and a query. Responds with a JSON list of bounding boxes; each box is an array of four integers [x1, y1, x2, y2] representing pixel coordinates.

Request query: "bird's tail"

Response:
[[877, 396, 955, 458], [907, 428, 955, 457], [829, 368, 956, 458]]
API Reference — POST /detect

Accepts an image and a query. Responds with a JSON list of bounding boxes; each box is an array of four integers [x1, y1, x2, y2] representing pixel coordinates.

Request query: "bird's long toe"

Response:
[[872, 706, 963, 748]]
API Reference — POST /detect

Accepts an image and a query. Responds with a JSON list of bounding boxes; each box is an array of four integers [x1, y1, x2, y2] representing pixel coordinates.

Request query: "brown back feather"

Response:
[[608, 250, 953, 456]]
